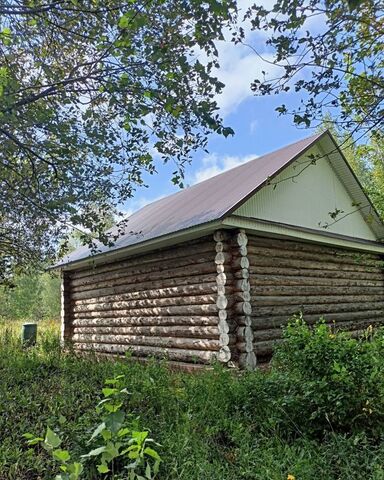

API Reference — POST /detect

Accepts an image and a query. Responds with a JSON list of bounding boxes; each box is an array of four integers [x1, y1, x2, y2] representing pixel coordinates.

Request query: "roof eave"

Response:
[[224, 215, 384, 254], [51, 219, 224, 272]]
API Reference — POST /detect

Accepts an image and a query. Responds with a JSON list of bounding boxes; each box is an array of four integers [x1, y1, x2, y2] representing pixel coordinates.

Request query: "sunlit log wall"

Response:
[[63, 236, 227, 366], [61, 230, 384, 368], [247, 234, 384, 361]]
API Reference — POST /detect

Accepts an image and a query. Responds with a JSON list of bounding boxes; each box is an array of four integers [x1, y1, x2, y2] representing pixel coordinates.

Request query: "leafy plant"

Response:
[[242, 0, 383, 137], [23, 426, 83, 480], [266, 316, 384, 437], [23, 375, 161, 479]]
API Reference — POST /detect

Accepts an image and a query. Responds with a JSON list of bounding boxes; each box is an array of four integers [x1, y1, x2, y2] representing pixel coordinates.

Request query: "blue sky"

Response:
[[121, 0, 321, 217]]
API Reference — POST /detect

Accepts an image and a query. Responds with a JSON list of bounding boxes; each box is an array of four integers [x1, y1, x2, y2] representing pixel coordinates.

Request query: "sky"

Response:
[[121, 0, 321, 217]]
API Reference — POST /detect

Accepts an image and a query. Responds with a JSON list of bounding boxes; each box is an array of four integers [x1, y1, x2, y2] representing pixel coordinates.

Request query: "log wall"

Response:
[[64, 236, 223, 365], [62, 230, 384, 368], [247, 234, 384, 361]]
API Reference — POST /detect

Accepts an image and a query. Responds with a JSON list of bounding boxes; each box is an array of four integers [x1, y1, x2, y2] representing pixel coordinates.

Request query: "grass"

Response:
[[0, 319, 384, 479]]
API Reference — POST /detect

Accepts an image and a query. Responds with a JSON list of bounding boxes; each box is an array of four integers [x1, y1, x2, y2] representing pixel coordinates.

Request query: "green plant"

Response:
[[267, 316, 384, 437], [23, 375, 161, 479], [23, 426, 83, 480]]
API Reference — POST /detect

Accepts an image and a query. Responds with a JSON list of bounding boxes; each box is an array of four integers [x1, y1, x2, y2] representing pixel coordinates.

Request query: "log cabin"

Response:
[[54, 130, 384, 369]]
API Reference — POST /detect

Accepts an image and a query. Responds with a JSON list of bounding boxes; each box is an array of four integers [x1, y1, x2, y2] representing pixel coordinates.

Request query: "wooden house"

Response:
[[56, 131, 384, 369]]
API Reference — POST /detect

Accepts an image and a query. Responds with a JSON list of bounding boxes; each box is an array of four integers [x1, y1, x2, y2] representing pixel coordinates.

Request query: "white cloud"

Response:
[[191, 152, 258, 184], [209, 0, 280, 117], [249, 119, 258, 133]]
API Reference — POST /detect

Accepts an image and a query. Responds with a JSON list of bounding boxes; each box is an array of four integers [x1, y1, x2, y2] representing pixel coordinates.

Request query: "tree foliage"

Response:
[[0, 0, 236, 281], [0, 272, 61, 321], [323, 119, 384, 219], [242, 0, 383, 136]]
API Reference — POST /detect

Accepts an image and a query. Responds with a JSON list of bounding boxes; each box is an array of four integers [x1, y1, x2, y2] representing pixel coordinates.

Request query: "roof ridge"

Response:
[[123, 131, 325, 220]]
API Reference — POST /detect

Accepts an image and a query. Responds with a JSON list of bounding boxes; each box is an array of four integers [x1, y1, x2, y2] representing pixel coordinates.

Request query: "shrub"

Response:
[[257, 317, 384, 438], [23, 374, 161, 480]]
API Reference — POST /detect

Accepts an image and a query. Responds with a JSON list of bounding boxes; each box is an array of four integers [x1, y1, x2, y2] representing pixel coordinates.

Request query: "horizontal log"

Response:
[[73, 294, 217, 313], [231, 245, 248, 257], [248, 254, 383, 275], [73, 343, 216, 364], [72, 304, 218, 319], [233, 291, 251, 302], [249, 274, 384, 288], [253, 339, 282, 356], [251, 294, 384, 306], [234, 279, 250, 292], [233, 301, 252, 315], [73, 325, 219, 338], [247, 235, 379, 260], [71, 259, 217, 290], [246, 265, 384, 281], [73, 333, 222, 351], [251, 309, 384, 330], [72, 283, 218, 305], [72, 238, 215, 280], [254, 301, 384, 317], [72, 316, 218, 328], [250, 285, 384, 297], [71, 274, 219, 301], [237, 341, 254, 353], [247, 245, 382, 269]]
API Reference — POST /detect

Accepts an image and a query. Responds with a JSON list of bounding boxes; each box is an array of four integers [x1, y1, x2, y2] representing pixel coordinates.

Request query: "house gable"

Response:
[[233, 144, 378, 242]]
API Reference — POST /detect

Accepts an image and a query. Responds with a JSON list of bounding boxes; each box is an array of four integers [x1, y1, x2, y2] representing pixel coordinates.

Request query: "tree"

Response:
[[241, 0, 383, 137], [0, 0, 236, 282]]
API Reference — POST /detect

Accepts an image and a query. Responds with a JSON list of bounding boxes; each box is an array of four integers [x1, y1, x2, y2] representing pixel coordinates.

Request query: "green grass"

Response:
[[1, 319, 384, 479]]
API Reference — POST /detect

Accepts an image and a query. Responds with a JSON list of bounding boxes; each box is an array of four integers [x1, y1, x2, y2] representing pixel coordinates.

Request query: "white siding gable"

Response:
[[234, 145, 377, 241]]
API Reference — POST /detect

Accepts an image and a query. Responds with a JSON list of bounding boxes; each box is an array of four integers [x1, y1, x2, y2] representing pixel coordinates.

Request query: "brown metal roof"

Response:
[[57, 130, 380, 268]]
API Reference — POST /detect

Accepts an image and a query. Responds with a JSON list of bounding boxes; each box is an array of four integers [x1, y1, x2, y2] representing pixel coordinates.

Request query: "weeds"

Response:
[[0, 319, 384, 479]]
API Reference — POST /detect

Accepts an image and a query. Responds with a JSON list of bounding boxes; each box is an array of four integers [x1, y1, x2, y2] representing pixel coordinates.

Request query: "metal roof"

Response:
[[55, 130, 384, 268]]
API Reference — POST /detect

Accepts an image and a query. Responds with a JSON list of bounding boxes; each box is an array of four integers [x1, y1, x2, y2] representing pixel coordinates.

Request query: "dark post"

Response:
[[21, 323, 37, 346]]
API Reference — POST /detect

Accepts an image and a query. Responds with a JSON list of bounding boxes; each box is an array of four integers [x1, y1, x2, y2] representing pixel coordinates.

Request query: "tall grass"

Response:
[[0, 319, 384, 479]]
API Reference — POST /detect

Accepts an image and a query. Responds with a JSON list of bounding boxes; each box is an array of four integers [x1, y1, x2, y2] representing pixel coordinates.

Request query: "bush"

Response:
[[2, 319, 384, 479], [253, 317, 384, 438]]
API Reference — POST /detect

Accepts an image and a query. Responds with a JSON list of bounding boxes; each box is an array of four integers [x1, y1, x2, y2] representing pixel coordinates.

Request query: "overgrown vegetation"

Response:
[[0, 273, 60, 321], [1, 319, 384, 479]]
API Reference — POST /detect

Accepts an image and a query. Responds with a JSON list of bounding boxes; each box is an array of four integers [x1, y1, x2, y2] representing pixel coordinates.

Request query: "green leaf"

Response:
[[81, 446, 107, 458], [102, 387, 118, 397], [145, 463, 151, 479], [45, 427, 62, 449], [23, 433, 44, 445], [53, 449, 71, 462], [58, 415, 67, 425], [97, 464, 110, 474], [347, 0, 362, 10], [118, 427, 131, 437], [67, 462, 83, 476], [144, 447, 161, 461], [105, 411, 125, 434], [89, 422, 106, 442], [107, 375, 125, 383]]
